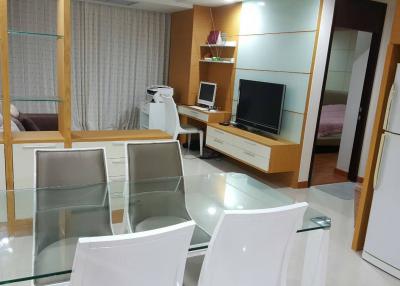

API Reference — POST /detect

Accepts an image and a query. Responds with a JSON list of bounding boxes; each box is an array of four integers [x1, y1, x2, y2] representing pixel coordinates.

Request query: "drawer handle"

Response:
[[23, 145, 58, 149], [243, 151, 255, 157], [112, 142, 126, 146], [214, 138, 224, 144], [111, 159, 126, 164]]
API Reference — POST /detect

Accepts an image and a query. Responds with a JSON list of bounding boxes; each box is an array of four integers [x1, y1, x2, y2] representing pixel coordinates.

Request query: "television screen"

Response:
[[236, 79, 286, 134]]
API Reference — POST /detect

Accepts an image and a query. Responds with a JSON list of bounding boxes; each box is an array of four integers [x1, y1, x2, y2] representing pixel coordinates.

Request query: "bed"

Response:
[[316, 90, 347, 150]]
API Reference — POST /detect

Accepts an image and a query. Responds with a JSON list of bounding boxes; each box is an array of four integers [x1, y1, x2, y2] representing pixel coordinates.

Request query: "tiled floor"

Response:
[[182, 154, 400, 286], [1, 154, 400, 285]]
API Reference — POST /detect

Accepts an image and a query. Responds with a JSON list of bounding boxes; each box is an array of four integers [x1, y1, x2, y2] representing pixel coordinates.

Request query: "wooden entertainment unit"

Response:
[[206, 123, 300, 173]]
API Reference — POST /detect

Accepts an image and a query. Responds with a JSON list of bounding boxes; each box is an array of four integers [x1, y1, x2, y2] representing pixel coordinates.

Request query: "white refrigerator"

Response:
[[363, 63, 400, 278]]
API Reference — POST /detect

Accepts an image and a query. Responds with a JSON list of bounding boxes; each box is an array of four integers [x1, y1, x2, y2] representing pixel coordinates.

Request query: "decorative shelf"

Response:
[[12, 131, 65, 144], [201, 41, 236, 48], [8, 30, 63, 39], [200, 59, 235, 64]]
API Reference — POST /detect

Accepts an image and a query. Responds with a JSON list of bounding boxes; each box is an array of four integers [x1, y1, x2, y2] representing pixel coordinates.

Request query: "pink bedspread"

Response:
[[318, 104, 346, 137]]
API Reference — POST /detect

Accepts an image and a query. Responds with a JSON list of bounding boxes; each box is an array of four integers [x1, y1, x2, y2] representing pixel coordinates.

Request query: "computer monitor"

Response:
[[197, 81, 217, 108]]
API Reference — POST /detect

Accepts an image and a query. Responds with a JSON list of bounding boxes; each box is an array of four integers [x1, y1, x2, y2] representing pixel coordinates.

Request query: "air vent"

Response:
[[94, 0, 139, 6]]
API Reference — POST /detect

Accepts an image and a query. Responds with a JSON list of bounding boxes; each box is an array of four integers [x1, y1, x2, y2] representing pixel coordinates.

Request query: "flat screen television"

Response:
[[236, 79, 286, 134]]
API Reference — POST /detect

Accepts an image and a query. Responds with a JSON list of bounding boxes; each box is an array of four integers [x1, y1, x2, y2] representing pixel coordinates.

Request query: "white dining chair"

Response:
[[183, 202, 308, 286], [67, 221, 195, 286], [163, 96, 204, 156]]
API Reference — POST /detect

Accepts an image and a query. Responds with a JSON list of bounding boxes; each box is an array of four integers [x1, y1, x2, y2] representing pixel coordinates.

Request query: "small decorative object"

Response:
[[207, 30, 222, 45]]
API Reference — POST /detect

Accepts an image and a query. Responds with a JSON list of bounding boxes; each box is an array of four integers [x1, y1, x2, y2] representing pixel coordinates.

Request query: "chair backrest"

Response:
[[35, 148, 108, 188], [163, 96, 181, 139], [126, 140, 184, 181], [33, 148, 112, 254], [197, 202, 308, 286], [70, 221, 196, 286]]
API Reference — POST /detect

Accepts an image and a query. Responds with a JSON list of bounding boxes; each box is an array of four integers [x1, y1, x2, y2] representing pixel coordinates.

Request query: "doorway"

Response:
[[309, 0, 386, 186], [311, 28, 372, 186]]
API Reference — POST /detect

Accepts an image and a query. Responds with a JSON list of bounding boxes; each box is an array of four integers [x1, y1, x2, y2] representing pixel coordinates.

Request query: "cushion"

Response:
[[11, 117, 25, 131], [10, 104, 19, 118], [19, 116, 41, 131]]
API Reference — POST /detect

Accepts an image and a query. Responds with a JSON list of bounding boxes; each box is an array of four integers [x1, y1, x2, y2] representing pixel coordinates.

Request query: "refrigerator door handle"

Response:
[[383, 84, 396, 130], [373, 134, 386, 189]]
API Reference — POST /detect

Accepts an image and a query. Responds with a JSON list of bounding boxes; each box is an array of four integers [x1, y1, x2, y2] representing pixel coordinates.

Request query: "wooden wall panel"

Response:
[[352, 0, 400, 250], [392, 2, 400, 44], [188, 6, 212, 105], [168, 9, 194, 104]]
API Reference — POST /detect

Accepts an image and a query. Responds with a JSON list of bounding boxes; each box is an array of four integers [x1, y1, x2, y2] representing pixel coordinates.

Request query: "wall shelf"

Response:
[[200, 41, 236, 48], [9, 97, 62, 103], [200, 59, 235, 64], [71, 130, 171, 142]]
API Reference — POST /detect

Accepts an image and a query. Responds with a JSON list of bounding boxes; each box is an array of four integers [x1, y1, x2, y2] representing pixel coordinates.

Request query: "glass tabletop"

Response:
[[0, 172, 331, 285]]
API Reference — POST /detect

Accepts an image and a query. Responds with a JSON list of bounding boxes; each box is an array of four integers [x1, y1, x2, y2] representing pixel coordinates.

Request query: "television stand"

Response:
[[206, 123, 300, 174]]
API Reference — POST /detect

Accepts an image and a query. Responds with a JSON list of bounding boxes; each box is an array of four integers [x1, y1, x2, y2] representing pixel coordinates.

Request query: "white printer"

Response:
[[141, 85, 174, 130], [146, 85, 173, 103]]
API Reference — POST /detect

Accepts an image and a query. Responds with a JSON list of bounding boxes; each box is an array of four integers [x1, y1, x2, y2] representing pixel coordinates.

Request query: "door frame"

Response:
[[308, 0, 387, 185]]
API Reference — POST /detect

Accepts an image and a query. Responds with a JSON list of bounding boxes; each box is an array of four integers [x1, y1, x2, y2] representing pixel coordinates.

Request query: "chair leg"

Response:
[[187, 134, 192, 154], [199, 131, 204, 157]]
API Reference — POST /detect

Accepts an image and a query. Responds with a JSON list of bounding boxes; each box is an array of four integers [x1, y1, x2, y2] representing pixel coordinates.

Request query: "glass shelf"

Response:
[[8, 30, 63, 39], [11, 97, 61, 102], [0, 97, 61, 103]]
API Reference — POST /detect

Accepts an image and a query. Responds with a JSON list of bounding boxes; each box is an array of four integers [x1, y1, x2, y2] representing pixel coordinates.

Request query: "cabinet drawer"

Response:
[[178, 106, 209, 122], [13, 143, 64, 219], [0, 145, 5, 191], [206, 133, 269, 172], [13, 143, 63, 190], [73, 141, 126, 159], [207, 126, 232, 142], [107, 158, 127, 177], [233, 148, 269, 172], [206, 135, 236, 155], [234, 136, 271, 158]]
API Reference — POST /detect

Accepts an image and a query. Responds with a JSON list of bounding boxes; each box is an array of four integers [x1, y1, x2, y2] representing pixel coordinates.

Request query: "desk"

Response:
[[0, 173, 330, 286], [178, 105, 231, 123]]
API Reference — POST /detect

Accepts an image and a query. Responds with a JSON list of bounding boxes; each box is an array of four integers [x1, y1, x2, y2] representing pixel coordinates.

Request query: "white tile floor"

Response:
[[1, 154, 400, 285]]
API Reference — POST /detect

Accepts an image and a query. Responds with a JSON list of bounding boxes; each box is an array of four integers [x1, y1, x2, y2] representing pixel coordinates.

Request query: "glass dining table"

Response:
[[0, 172, 331, 286]]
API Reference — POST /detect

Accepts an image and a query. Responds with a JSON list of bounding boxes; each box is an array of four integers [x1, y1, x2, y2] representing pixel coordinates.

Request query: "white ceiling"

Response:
[[82, 0, 242, 13]]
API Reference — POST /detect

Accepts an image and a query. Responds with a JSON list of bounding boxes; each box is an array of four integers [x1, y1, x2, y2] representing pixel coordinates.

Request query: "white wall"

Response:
[[326, 29, 357, 93], [298, 0, 396, 183], [337, 31, 372, 172]]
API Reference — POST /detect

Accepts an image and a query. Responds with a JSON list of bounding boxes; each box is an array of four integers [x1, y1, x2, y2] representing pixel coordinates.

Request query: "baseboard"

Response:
[[297, 181, 309, 188], [334, 168, 364, 183]]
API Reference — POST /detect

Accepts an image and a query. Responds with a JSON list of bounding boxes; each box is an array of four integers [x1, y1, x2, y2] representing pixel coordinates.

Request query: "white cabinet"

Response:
[[206, 126, 271, 172], [0, 144, 6, 222], [140, 102, 166, 130], [13, 142, 64, 219], [72, 141, 128, 182]]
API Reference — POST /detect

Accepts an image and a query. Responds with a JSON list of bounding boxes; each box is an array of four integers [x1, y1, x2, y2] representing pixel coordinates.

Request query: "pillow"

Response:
[[20, 116, 40, 131], [11, 117, 26, 131], [10, 104, 19, 118]]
